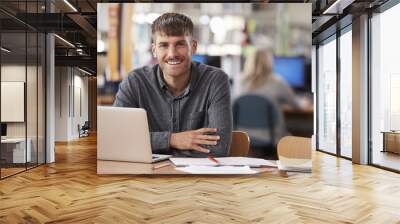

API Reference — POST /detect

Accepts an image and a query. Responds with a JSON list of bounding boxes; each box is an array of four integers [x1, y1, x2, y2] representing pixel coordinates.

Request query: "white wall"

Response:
[[55, 67, 70, 141], [55, 67, 89, 141], [1, 64, 46, 163], [1, 65, 35, 138]]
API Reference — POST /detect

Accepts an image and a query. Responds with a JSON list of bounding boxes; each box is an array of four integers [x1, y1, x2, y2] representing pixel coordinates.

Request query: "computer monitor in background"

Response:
[[192, 55, 221, 68], [192, 54, 207, 64], [205, 56, 221, 68], [273, 56, 306, 90], [1, 123, 7, 137]]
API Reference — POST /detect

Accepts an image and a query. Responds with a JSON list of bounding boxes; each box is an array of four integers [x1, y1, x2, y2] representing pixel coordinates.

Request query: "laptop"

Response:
[[97, 106, 171, 163]]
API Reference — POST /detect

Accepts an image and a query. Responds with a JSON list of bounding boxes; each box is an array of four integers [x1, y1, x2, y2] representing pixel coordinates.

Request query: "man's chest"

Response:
[[138, 92, 210, 132]]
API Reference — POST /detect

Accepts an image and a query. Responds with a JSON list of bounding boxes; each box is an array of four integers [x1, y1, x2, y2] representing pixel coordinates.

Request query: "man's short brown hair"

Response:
[[151, 13, 194, 39]]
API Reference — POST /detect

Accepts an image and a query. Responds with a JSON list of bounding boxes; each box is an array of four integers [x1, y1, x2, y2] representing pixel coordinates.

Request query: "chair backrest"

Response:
[[277, 136, 311, 160], [82, 121, 90, 129], [233, 94, 278, 128], [233, 94, 284, 147], [229, 131, 250, 157]]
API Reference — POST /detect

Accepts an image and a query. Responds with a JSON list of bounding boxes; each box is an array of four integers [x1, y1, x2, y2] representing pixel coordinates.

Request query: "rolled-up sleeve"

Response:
[[150, 132, 171, 154], [207, 73, 233, 157]]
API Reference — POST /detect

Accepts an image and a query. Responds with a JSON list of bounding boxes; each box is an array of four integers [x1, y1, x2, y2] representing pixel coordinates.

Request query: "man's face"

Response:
[[152, 32, 197, 79]]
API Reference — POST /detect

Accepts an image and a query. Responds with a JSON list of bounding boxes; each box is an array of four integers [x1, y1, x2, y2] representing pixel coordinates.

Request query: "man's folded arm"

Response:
[[206, 73, 233, 157]]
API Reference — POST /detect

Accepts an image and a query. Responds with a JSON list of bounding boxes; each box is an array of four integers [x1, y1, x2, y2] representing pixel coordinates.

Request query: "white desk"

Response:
[[1, 138, 31, 163]]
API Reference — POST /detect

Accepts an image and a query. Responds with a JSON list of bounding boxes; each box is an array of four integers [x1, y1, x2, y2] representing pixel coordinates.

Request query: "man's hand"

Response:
[[170, 128, 220, 153]]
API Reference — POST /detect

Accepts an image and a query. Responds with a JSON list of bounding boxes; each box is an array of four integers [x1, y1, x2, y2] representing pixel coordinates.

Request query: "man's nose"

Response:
[[167, 46, 178, 58]]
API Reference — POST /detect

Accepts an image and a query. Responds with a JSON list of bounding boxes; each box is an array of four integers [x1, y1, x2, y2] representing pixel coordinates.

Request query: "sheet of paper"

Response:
[[279, 156, 312, 166], [277, 158, 312, 173], [170, 157, 277, 167], [175, 165, 259, 174], [169, 158, 217, 166], [217, 157, 277, 167]]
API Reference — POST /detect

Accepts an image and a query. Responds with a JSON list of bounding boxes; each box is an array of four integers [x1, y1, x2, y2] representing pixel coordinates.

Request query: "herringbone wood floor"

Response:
[[1, 135, 400, 223]]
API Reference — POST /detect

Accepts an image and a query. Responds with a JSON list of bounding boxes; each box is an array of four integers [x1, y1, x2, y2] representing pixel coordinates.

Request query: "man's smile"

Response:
[[166, 59, 183, 65]]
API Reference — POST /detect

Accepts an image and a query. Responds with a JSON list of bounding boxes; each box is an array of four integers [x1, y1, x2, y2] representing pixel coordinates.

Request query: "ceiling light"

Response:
[[1, 47, 11, 53], [132, 13, 146, 24], [63, 0, 78, 12], [78, 67, 93, 76], [146, 13, 160, 24], [54, 34, 75, 48], [210, 16, 225, 34], [199, 15, 210, 25]]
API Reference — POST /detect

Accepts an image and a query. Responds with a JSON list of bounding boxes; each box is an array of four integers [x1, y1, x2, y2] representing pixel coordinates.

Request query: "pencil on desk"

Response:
[[153, 162, 171, 170], [208, 155, 220, 165]]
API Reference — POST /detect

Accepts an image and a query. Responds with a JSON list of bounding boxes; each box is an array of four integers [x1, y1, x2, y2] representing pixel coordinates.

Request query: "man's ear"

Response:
[[191, 39, 197, 55], [151, 43, 156, 57]]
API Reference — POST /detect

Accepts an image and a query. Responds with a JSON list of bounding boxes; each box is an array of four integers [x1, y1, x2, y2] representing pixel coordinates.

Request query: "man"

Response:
[[113, 12, 232, 157]]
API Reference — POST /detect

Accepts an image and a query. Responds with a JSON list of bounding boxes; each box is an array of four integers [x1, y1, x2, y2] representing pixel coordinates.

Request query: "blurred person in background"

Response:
[[233, 48, 301, 157], [234, 48, 300, 109]]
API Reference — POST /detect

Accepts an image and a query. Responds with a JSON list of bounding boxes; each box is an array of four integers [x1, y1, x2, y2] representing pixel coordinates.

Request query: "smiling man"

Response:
[[113, 12, 232, 157]]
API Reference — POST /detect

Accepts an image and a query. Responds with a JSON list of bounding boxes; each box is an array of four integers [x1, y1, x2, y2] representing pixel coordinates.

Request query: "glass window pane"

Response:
[[340, 29, 352, 158], [1, 31, 27, 177], [1, 0, 46, 179], [371, 4, 400, 171], [318, 37, 337, 154]]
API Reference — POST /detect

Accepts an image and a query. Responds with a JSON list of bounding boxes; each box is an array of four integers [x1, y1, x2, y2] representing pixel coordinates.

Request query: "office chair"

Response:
[[277, 136, 311, 160], [277, 136, 312, 172], [233, 94, 286, 153], [229, 131, 250, 157], [79, 121, 90, 138]]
